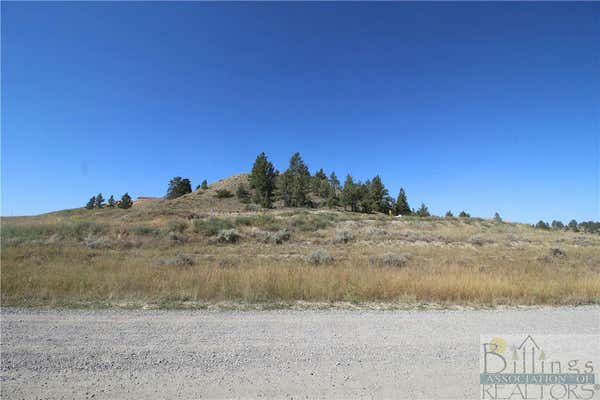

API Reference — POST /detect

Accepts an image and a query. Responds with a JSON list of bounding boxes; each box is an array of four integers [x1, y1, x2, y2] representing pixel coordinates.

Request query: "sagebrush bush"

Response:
[[333, 230, 354, 244], [83, 234, 112, 249], [214, 189, 234, 198], [305, 249, 334, 265], [131, 225, 160, 236], [217, 229, 241, 243], [167, 220, 188, 233], [265, 229, 291, 244], [192, 218, 233, 236], [1, 222, 108, 242], [157, 253, 194, 267], [369, 252, 410, 267]]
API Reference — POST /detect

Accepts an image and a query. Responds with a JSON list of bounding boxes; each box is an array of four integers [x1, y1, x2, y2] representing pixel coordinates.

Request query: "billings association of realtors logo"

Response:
[[480, 335, 600, 399]]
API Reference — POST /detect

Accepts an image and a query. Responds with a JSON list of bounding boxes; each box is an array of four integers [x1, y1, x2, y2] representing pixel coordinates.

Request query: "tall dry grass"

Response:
[[2, 243, 599, 307]]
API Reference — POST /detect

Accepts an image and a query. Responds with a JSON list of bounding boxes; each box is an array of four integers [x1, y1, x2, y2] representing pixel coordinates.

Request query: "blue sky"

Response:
[[2, 2, 599, 223]]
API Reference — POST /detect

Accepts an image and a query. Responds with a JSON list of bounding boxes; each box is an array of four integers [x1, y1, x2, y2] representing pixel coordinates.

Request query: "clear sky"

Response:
[[2, 2, 599, 223]]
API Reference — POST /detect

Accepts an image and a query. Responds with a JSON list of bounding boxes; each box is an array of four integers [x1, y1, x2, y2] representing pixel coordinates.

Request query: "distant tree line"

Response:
[[85, 193, 132, 209], [94, 152, 599, 232], [534, 219, 600, 234]]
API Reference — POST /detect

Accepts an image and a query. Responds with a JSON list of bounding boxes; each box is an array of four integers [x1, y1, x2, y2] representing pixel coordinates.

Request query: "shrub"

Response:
[[305, 249, 334, 265], [215, 189, 234, 198], [192, 218, 233, 236], [265, 228, 291, 244], [167, 231, 187, 244], [167, 219, 187, 233], [254, 214, 282, 231], [157, 253, 194, 267], [550, 248, 567, 258], [217, 229, 241, 243], [469, 235, 489, 246], [83, 234, 111, 249], [234, 216, 253, 226], [333, 230, 354, 244], [369, 253, 410, 267], [131, 225, 160, 236]]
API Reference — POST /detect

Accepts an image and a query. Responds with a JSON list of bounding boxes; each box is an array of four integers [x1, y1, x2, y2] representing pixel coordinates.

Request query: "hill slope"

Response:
[[2, 174, 600, 308]]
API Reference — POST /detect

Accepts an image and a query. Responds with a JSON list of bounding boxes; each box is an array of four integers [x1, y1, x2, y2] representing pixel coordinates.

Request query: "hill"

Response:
[[2, 173, 600, 309]]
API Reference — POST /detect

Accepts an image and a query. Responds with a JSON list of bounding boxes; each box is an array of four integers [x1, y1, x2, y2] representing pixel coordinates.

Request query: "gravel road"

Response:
[[2, 306, 599, 399]]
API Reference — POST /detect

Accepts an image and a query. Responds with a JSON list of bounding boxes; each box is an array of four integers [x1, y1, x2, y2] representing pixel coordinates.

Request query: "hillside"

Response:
[[2, 173, 600, 309]]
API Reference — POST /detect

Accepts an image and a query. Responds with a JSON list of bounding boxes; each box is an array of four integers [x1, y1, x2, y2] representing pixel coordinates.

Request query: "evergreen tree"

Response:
[[535, 220, 549, 230], [279, 152, 311, 207], [459, 211, 470, 218], [551, 220, 564, 230], [445, 210, 454, 218], [394, 188, 411, 216], [369, 175, 391, 213], [568, 219, 578, 232], [415, 203, 430, 217], [200, 180, 208, 190], [95, 193, 105, 208], [236, 183, 250, 203], [329, 172, 341, 194], [166, 177, 192, 199], [311, 168, 328, 196], [118, 193, 133, 209], [494, 212, 502, 222], [342, 175, 359, 212], [85, 196, 96, 209], [249, 152, 277, 208], [107, 195, 116, 208]]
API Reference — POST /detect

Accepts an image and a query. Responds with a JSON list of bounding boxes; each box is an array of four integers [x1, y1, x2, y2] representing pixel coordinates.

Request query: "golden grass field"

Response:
[[2, 175, 600, 308]]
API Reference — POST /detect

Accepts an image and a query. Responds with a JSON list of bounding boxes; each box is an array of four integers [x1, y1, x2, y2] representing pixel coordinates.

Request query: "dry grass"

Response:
[[2, 207, 600, 308]]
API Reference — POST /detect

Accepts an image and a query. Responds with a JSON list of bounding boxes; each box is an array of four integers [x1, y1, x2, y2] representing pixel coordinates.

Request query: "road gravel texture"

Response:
[[1, 306, 599, 399]]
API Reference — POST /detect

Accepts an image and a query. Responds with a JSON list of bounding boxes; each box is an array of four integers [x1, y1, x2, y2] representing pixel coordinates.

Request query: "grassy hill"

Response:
[[2, 174, 600, 308]]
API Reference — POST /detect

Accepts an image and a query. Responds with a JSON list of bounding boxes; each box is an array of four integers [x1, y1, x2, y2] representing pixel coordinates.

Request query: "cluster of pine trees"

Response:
[[535, 219, 600, 234], [248, 152, 417, 215], [85, 193, 132, 209]]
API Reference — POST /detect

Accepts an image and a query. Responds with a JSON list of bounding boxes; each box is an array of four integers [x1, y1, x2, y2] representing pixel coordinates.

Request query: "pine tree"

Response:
[[394, 188, 411, 216], [369, 175, 391, 213], [312, 168, 328, 195], [535, 220, 549, 230], [107, 195, 116, 208], [459, 211, 470, 218], [327, 172, 341, 207], [249, 152, 277, 208], [118, 193, 133, 209], [200, 180, 208, 190], [85, 196, 96, 209], [415, 203, 430, 217], [551, 220, 564, 230], [342, 175, 360, 212], [279, 152, 311, 207], [236, 183, 250, 203], [166, 177, 192, 199], [95, 193, 105, 208], [494, 212, 502, 222], [445, 210, 454, 218], [568, 219, 578, 231]]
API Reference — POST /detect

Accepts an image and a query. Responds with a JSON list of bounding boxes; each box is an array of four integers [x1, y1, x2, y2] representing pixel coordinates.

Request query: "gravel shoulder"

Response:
[[2, 306, 599, 399]]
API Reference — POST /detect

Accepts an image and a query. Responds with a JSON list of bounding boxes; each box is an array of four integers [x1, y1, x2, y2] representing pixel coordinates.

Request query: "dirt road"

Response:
[[2, 307, 599, 399]]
